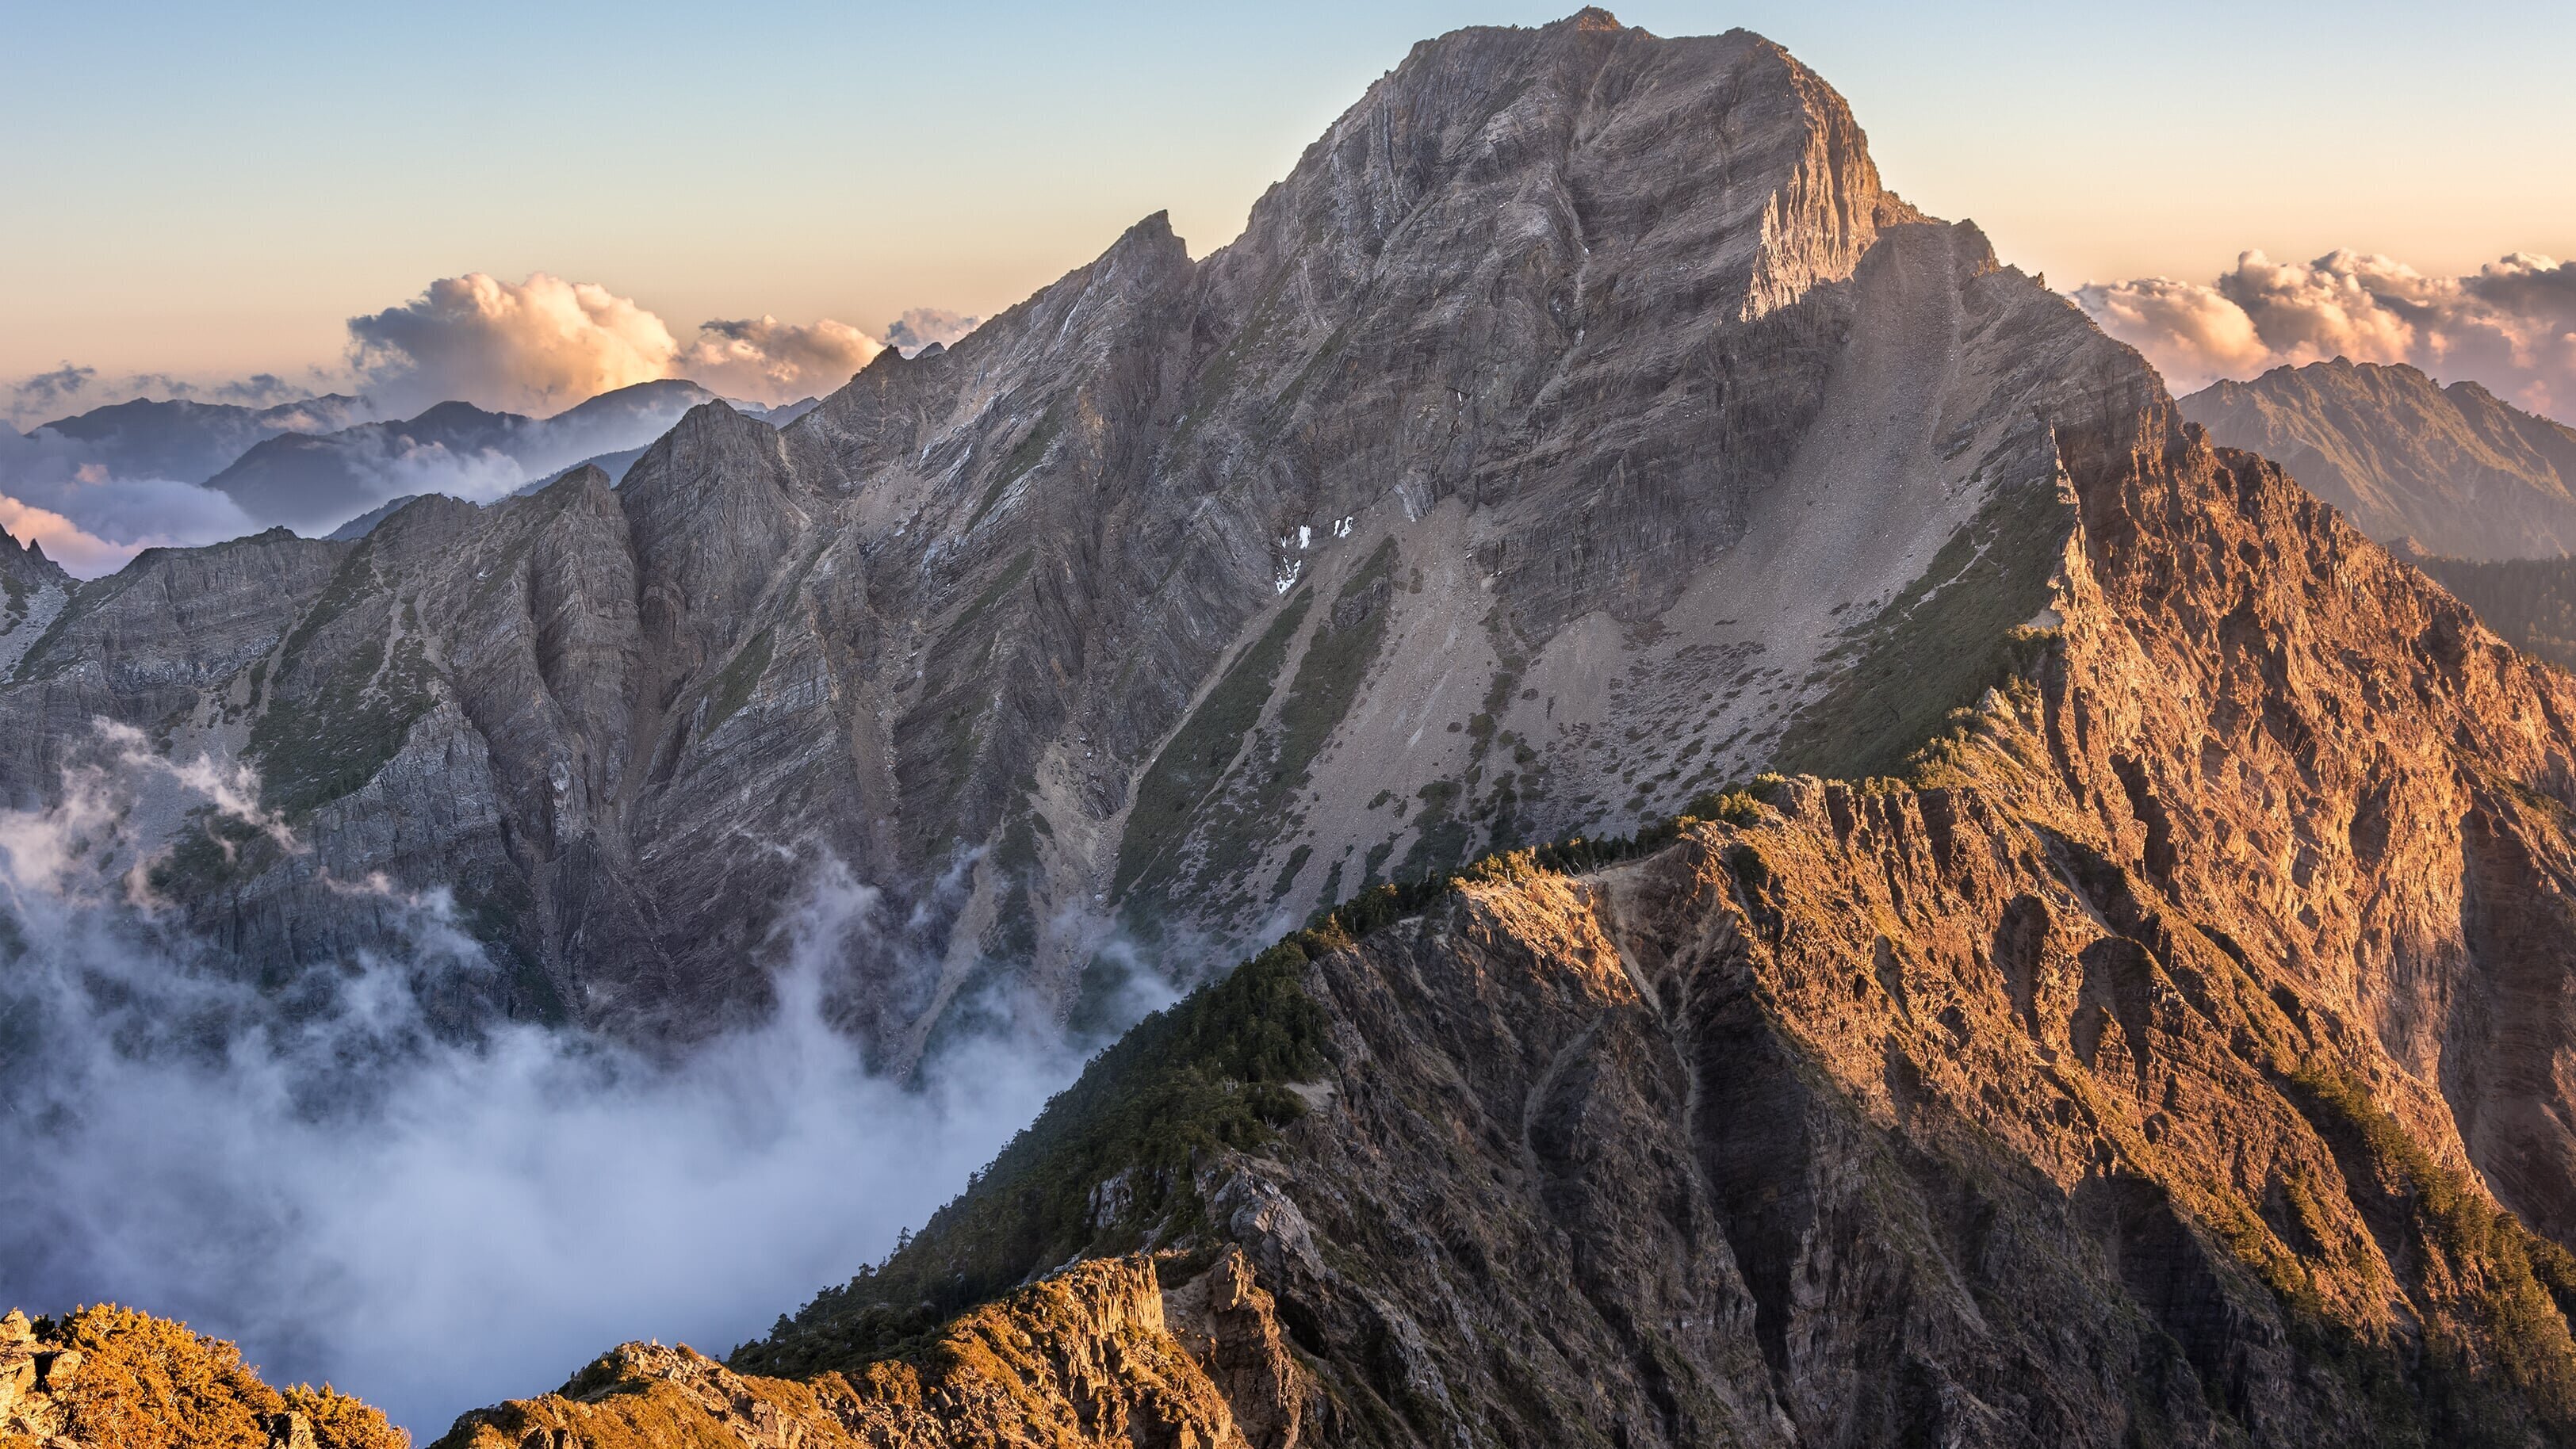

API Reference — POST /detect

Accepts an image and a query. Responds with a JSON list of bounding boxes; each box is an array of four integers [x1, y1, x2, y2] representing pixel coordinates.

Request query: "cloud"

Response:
[[882, 308, 983, 357], [349, 273, 683, 419], [0, 724, 1166, 1436], [348, 272, 903, 415], [2076, 250, 2576, 418], [6, 363, 98, 425], [3, 363, 350, 432], [0, 426, 258, 576], [679, 315, 882, 403]]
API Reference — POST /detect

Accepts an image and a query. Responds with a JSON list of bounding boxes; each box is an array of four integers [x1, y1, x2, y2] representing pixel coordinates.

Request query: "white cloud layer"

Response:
[[2, 364, 329, 432], [2076, 250, 2576, 418], [3, 281, 986, 561], [349, 273, 683, 419]]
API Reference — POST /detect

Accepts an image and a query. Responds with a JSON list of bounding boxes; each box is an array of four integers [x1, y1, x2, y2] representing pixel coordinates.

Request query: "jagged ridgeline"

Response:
[[413, 10, 2576, 1449], [2, 8, 2081, 1064]]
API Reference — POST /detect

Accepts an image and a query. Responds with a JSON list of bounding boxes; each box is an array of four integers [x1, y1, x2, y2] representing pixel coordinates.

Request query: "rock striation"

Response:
[[19, 9, 2576, 1447], [2184, 358, 2576, 559]]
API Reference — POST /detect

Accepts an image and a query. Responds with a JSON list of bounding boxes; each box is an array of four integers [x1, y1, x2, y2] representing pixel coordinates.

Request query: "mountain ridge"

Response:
[[2183, 357, 2576, 560]]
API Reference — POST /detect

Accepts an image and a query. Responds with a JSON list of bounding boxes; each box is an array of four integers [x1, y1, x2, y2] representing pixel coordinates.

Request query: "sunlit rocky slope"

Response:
[[0, 1304, 400, 1449], [439, 352, 2576, 1444]]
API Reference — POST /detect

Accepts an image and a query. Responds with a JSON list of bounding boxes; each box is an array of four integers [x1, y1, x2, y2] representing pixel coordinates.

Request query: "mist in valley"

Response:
[[0, 724, 1146, 1436]]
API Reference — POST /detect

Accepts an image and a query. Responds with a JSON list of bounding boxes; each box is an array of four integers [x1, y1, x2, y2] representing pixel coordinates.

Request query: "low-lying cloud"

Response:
[[0, 723, 1154, 1436], [2076, 250, 2576, 418], [4, 280, 976, 564], [0, 426, 258, 575]]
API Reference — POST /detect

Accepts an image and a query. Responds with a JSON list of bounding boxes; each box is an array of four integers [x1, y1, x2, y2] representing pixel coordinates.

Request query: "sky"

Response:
[[6, 0, 2573, 393]]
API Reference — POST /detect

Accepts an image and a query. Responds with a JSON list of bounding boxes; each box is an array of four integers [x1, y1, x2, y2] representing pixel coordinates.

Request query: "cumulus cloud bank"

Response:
[[350, 273, 683, 419], [0, 722, 1152, 1436], [680, 315, 881, 400], [2076, 250, 2576, 417], [4, 279, 978, 561], [350, 273, 900, 415]]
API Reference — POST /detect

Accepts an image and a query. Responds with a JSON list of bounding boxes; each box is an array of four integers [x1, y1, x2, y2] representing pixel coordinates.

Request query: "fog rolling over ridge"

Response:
[[0, 722, 1154, 1434]]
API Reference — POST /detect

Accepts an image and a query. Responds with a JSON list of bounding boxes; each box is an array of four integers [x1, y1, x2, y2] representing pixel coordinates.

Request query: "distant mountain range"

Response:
[[18, 380, 821, 541], [31, 393, 378, 487], [2183, 358, 2576, 559]]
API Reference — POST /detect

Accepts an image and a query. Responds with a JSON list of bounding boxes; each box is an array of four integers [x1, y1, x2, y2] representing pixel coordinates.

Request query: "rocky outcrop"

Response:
[[2184, 358, 2576, 559], [0, 1304, 403, 1449], [429, 1252, 1307, 1449]]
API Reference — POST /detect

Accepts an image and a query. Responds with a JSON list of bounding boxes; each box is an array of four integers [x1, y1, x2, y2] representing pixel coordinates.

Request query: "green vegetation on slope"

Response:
[[2285, 1064, 2576, 1439], [247, 547, 438, 818], [1112, 591, 1312, 900], [736, 940, 1330, 1376], [1775, 477, 2073, 780]]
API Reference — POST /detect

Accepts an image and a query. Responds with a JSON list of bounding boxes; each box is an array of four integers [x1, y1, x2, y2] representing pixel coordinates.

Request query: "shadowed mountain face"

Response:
[[2184, 358, 2576, 560], [2397, 547, 2576, 675]]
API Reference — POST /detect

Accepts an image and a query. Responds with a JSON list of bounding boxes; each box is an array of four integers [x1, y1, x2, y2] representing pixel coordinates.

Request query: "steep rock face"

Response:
[[0, 530, 71, 678], [2183, 358, 2576, 559], [429, 1252, 1307, 1449], [0, 12, 2112, 1054], [697, 366, 2576, 1444]]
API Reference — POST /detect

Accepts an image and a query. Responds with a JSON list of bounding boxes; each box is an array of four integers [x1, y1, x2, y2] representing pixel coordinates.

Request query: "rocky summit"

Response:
[[15, 10, 2576, 1447]]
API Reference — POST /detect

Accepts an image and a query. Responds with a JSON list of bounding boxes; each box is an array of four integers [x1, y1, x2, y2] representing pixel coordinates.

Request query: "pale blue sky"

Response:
[[5, 0, 2570, 381]]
